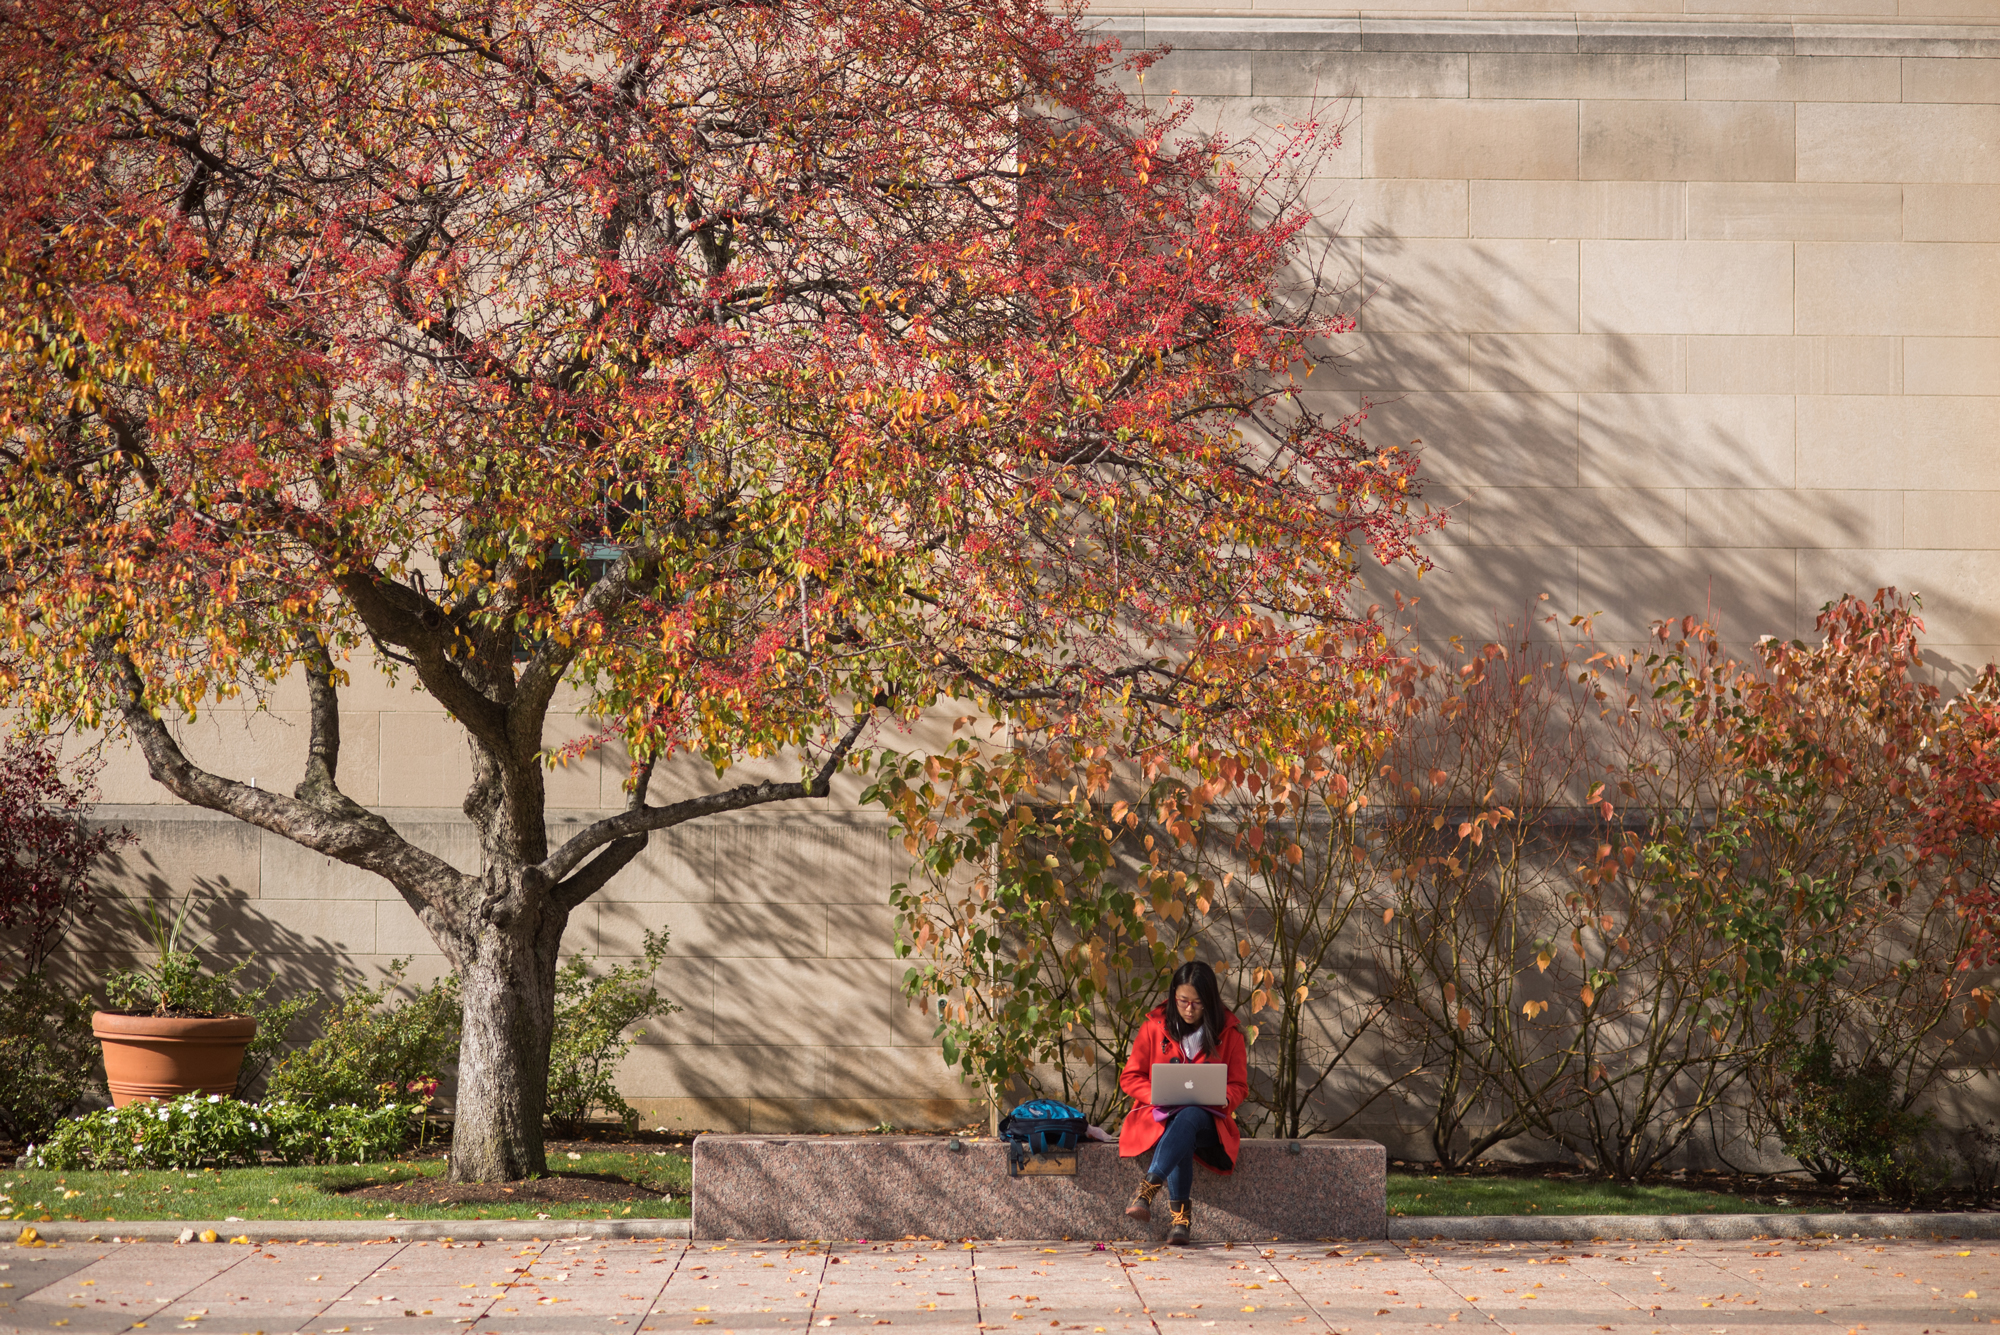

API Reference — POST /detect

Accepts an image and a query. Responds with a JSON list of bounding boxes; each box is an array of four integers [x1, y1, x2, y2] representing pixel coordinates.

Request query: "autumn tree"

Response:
[[0, 0, 1434, 1179]]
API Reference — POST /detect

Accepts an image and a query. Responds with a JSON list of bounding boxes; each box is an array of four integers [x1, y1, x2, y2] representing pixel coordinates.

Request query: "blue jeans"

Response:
[[1147, 1105, 1220, 1201]]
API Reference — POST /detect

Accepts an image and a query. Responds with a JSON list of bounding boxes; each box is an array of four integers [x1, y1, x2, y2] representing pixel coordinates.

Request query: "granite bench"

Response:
[[692, 1134, 1386, 1242]]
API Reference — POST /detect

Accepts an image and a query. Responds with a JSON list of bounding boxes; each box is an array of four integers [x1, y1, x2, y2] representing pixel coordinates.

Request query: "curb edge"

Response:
[[1385, 1212, 2000, 1241], [11, 1218, 694, 1244]]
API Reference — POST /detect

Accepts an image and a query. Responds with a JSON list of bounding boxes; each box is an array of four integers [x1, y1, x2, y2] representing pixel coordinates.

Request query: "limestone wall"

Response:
[[43, 5, 2000, 1149], [1095, 12, 2000, 673]]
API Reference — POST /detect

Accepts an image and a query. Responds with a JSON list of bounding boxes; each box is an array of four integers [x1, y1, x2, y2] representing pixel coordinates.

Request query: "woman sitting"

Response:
[[1117, 959, 1248, 1244]]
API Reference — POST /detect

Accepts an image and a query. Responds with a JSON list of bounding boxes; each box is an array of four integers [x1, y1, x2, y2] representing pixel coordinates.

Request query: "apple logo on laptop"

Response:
[[1184, 1081, 1194, 1089]]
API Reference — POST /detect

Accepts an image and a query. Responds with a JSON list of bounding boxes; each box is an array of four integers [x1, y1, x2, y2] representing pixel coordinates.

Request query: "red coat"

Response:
[[1117, 1007, 1249, 1174]]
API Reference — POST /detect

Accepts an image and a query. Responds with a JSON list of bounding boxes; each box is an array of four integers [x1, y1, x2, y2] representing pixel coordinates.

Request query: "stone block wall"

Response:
[[42, 4, 2000, 1147], [1097, 11, 1999, 673]]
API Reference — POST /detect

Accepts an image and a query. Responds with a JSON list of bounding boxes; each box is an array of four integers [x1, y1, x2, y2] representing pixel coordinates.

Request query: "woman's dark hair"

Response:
[[1164, 960, 1225, 1054]]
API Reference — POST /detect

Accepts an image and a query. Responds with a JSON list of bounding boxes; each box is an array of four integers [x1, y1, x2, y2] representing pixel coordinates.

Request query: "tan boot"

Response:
[[1125, 1175, 1165, 1222]]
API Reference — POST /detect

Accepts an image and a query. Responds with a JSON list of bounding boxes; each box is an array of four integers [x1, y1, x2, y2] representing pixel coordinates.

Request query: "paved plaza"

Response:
[[0, 1235, 1992, 1335]]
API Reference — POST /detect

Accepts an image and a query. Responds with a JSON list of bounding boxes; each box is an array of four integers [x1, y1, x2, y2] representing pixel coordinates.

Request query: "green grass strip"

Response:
[[0, 1150, 691, 1223], [1390, 1171, 1807, 1217]]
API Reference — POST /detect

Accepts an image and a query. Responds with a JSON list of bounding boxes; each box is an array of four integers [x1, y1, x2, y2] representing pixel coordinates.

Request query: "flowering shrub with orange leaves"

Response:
[[891, 594, 1997, 1179], [877, 721, 1398, 1131], [1375, 595, 1992, 1179]]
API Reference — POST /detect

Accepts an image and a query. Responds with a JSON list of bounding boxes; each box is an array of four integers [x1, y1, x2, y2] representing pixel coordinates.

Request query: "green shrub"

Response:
[[259, 1100, 422, 1165], [20, 1093, 418, 1169], [262, 940, 674, 1137], [266, 960, 460, 1108], [103, 894, 239, 1016], [1775, 1040, 1943, 1199], [546, 929, 676, 1136], [0, 975, 99, 1142]]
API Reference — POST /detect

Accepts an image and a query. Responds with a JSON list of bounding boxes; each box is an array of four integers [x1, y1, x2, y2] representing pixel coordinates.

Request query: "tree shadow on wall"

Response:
[[1302, 232, 1903, 658]]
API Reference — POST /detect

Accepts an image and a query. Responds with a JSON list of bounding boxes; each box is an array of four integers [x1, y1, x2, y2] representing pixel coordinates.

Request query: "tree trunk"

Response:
[[448, 899, 566, 1183]]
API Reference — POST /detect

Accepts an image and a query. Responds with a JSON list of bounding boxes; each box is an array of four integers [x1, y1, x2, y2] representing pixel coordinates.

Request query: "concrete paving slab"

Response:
[[652, 1240, 818, 1333], [499, 1240, 680, 1325], [0, 1248, 125, 1331], [0, 1236, 1998, 1335], [17, 1241, 246, 1333], [164, 1239, 411, 1333], [292, 1239, 561, 1333], [422, 1238, 662, 1333], [806, 1241, 981, 1331]]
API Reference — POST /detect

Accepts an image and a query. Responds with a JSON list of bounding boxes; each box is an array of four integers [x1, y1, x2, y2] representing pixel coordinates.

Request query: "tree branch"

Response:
[[552, 754, 657, 911], [294, 633, 347, 807], [97, 640, 468, 896], [537, 709, 872, 890], [333, 565, 511, 751]]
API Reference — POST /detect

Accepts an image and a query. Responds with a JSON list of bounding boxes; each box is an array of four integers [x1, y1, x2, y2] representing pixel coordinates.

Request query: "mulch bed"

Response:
[[1391, 1158, 2000, 1214], [338, 1172, 670, 1206], [383, 1127, 697, 1164], [333, 1126, 691, 1204]]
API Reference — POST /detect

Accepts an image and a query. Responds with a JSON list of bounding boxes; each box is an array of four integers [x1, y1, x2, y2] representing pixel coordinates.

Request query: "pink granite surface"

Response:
[[692, 1135, 1386, 1242]]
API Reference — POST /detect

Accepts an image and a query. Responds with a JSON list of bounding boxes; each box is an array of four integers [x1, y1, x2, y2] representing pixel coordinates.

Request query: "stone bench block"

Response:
[[692, 1135, 1386, 1242]]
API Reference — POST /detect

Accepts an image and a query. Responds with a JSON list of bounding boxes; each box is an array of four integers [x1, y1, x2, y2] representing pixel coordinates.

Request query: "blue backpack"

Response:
[[998, 1098, 1089, 1155]]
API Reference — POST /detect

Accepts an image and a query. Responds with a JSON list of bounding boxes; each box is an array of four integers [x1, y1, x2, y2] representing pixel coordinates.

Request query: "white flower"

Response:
[[207, 1094, 221, 1103]]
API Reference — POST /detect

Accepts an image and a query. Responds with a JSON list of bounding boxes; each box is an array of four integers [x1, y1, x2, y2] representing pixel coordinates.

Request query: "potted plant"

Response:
[[93, 896, 268, 1106]]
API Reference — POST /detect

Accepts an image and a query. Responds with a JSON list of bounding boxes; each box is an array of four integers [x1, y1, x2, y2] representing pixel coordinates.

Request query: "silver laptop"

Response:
[[1150, 1062, 1227, 1107]]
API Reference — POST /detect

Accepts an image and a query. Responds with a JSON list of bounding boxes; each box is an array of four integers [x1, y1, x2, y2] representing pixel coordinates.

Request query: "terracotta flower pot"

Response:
[[92, 1012, 258, 1107]]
